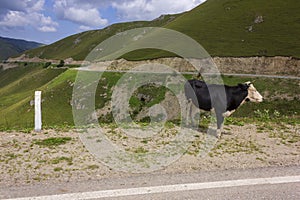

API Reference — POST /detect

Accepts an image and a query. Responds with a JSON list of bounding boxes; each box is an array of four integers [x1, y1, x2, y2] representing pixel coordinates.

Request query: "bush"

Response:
[[43, 62, 52, 68], [57, 60, 65, 68], [34, 137, 72, 147]]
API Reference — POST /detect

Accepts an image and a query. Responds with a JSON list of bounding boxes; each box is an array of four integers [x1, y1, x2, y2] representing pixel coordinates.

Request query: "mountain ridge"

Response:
[[0, 36, 43, 60]]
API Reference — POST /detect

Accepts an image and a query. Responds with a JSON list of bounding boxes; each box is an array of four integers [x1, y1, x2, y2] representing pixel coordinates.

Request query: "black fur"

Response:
[[184, 79, 249, 129]]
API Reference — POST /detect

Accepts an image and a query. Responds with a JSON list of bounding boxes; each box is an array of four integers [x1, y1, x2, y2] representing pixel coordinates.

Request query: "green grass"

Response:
[[33, 137, 72, 147], [25, 14, 181, 61], [5, 153, 18, 160], [87, 165, 99, 170], [212, 138, 264, 155], [0, 64, 67, 129], [0, 63, 299, 129], [53, 167, 63, 172], [51, 156, 73, 165], [166, 0, 300, 58], [129, 84, 168, 119]]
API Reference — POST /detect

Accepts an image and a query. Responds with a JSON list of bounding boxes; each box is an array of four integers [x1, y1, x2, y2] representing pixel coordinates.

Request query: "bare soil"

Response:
[[0, 123, 299, 187], [7, 56, 300, 76]]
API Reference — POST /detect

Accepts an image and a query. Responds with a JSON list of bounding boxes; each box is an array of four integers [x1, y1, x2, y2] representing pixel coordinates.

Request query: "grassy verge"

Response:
[[0, 63, 299, 130]]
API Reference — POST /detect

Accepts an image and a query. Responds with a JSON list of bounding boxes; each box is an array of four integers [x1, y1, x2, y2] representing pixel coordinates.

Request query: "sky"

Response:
[[0, 0, 206, 44]]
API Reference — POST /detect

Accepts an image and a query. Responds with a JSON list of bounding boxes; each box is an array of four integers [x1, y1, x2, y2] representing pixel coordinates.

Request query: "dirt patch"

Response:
[[164, 124, 299, 173], [0, 130, 120, 187], [100, 57, 300, 76], [0, 123, 299, 187], [213, 56, 300, 76], [0, 63, 18, 70], [8, 56, 300, 76]]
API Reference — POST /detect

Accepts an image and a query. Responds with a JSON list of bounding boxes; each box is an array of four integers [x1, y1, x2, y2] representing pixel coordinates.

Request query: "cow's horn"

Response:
[[245, 81, 252, 86]]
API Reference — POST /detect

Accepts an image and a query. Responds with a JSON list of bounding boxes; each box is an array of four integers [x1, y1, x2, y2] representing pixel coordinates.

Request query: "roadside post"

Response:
[[34, 91, 42, 132]]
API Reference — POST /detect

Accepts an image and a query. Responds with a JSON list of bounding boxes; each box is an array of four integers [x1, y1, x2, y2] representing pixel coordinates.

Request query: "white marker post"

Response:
[[34, 91, 42, 132]]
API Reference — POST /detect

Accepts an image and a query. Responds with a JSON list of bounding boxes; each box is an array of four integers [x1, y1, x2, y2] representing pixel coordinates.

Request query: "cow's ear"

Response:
[[238, 83, 249, 90]]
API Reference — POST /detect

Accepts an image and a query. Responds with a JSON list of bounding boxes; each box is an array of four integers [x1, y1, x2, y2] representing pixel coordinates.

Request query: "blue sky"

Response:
[[0, 0, 205, 44]]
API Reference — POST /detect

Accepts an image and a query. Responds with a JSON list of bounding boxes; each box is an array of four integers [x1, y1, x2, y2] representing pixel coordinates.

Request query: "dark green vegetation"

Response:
[[0, 64, 299, 130], [0, 36, 43, 60], [33, 137, 72, 147], [24, 0, 300, 60], [129, 84, 168, 119]]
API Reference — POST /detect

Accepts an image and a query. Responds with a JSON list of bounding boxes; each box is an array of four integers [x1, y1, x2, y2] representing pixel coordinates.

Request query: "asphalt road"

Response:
[[1, 165, 299, 200]]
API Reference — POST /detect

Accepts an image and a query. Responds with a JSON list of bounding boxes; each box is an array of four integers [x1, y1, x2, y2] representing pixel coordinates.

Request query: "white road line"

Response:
[[5, 175, 300, 200]]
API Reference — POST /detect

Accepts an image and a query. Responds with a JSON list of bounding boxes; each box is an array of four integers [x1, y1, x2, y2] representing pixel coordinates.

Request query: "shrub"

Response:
[[57, 60, 65, 68], [33, 137, 72, 147], [43, 62, 52, 68]]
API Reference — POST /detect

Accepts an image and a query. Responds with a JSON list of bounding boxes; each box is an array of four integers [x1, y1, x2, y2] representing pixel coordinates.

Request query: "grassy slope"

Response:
[[24, 0, 300, 60], [127, 0, 300, 60], [0, 64, 67, 128], [25, 14, 181, 61], [165, 0, 300, 58], [0, 64, 299, 129]]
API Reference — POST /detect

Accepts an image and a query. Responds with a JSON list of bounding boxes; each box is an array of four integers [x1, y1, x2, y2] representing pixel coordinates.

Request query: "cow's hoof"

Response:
[[216, 130, 222, 139]]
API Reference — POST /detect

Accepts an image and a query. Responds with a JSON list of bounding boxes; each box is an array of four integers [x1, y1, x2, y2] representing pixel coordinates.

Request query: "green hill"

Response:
[[0, 37, 43, 60], [0, 63, 299, 129], [25, 14, 181, 61], [165, 0, 300, 58], [24, 0, 300, 60]]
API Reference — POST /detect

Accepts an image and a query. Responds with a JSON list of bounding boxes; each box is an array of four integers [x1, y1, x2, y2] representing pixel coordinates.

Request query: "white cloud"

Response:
[[38, 26, 57, 32], [0, 11, 58, 32], [54, 0, 108, 28], [112, 0, 205, 20], [79, 25, 92, 31], [53, 0, 204, 30], [27, 0, 45, 12], [64, 7, 107, 26], [0, 0, 205, 34], [0, 0, 58, 32], [0, 11, 29, 27]]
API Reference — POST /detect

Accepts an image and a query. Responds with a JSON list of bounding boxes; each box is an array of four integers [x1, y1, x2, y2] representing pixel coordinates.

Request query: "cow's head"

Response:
[[244, 81, 263, 103]]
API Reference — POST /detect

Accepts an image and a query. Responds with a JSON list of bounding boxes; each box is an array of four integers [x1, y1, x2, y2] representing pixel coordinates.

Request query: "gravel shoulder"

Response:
[[0, 123, 299, 187]]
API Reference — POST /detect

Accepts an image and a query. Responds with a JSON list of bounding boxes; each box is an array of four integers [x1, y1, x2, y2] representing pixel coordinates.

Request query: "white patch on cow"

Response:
[[246, 82, 263, 103], [223, 110, 236, 117]]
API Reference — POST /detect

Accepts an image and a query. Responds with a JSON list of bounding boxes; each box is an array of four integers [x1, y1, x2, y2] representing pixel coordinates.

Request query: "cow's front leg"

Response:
[[216, 112, 225, 138]]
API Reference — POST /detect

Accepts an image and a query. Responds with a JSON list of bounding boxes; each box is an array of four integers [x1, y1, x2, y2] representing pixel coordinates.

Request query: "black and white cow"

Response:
[[184, 79, 263, 137]]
